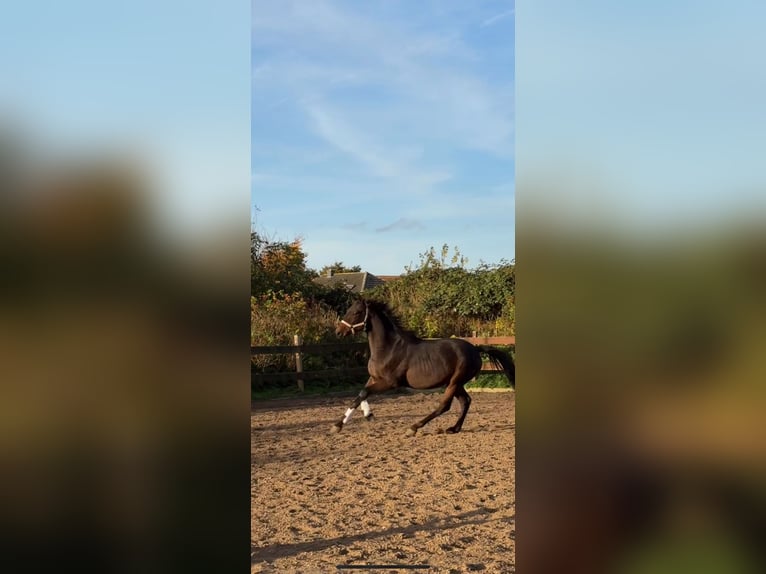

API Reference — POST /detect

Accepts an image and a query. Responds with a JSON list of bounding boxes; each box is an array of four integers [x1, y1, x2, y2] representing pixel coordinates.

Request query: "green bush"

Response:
[[250, 292, 369, 392], [367, 245, 515, 338], [251, 292, 336, 369]]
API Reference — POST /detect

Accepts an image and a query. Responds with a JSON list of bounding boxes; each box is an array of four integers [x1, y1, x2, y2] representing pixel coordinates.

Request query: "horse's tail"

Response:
[[477, 346, 515, 389]]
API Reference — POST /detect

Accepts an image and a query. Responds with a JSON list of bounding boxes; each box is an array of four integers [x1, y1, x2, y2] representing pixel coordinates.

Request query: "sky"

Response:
[[4, 0, 760, 274], [252, 0, 516, 275]]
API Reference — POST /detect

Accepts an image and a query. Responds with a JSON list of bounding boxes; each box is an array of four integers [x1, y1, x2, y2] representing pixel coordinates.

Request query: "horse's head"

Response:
[[336, 299, 368, 336]]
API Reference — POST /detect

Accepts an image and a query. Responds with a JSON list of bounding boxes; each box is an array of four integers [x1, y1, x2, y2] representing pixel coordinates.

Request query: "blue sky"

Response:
[[252, 0, 515, 274]]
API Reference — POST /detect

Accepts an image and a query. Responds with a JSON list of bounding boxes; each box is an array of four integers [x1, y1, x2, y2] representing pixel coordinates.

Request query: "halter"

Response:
[[340, 306, 368, 334]]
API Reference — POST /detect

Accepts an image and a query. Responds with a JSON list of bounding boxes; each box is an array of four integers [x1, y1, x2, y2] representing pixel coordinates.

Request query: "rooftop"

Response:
[[313, 271, 386, 293]]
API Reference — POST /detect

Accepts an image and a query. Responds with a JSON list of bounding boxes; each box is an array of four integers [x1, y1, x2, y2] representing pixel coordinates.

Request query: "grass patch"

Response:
[[466, 373, 513, 389], [253, 373, 512, 401]]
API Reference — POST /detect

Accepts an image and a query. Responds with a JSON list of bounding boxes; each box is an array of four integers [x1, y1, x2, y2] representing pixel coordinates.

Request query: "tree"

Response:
[[251, 233, 316, 297], [318, 261, 362, 276]]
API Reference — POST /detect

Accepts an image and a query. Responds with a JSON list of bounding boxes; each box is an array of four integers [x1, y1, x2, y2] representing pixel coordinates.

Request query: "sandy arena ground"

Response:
[[251, 390, 515, 573]]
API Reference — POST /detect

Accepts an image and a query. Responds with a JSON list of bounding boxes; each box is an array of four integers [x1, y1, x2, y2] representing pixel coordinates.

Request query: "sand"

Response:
[[252, 391, 515, 573]]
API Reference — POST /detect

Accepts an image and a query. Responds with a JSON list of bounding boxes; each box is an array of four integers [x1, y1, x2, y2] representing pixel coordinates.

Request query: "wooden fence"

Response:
[[251, 335, 515, 391]]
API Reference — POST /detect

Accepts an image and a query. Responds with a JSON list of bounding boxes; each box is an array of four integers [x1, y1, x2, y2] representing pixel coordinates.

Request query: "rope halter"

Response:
[[340, 305, 368, 334]]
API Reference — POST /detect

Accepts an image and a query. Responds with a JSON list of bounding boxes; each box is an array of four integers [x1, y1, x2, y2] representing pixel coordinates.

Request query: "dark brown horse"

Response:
[[333, 299, 515, 436]]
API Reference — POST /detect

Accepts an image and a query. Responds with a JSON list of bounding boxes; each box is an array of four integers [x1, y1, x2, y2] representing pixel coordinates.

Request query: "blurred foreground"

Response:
[[0, 132, 249, 573], [517, 208, 766, 574]]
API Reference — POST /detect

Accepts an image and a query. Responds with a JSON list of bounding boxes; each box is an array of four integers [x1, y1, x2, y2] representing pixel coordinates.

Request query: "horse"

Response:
[[332, 298, 515, 436]]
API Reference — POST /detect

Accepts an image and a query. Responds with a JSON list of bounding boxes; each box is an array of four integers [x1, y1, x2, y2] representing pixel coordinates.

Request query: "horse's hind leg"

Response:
[[359, 398, 373, 420], [406, 385, 457, 437], [446, 386, 471, 434]]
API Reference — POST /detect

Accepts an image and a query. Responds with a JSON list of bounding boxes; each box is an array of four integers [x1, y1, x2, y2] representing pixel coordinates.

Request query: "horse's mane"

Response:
[[365, 300, 421, 342]]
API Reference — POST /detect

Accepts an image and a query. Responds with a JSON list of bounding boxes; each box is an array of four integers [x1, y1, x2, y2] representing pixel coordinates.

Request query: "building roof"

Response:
[[376, 275, 403, 282], [313, 271, 385, 293]]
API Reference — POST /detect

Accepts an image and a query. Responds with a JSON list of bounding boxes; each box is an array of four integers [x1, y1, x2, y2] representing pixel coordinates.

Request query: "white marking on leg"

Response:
[[342, 408, 355, 424], [360, 400, 371, 417]]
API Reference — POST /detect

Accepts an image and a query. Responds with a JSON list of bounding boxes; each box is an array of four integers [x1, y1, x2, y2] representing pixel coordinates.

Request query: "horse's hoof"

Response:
[[405, 427, 418, 437], [445, 427, 459, 434], [364, 413, 374, 422], [331, 423, 343, 434]]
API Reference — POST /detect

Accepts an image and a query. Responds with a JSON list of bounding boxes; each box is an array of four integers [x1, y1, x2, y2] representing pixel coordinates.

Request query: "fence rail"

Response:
[[251, 342, 368, 355], [251, 335, 515, 391]]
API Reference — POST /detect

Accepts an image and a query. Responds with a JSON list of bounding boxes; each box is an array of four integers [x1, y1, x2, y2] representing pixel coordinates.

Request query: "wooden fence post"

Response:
[[294, 334, 304, 391]]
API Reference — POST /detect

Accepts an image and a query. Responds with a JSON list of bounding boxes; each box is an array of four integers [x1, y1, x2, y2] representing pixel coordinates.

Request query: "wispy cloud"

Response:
[[481, 9, 515, 28], [253, 0, 514, 158], [305, 102, 452, 192], [252, 0, 515, 273], [375, 218, 425, 233], [306, 104, 402, 179]]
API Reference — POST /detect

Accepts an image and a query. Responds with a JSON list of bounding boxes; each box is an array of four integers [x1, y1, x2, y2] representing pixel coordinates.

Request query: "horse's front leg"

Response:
[[331, 378, 391, 433], [331, 386, 368, 433]]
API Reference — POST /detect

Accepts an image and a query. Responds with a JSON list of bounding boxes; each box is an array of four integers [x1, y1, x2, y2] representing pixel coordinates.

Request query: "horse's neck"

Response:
[[367, 312, 399, 356]]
